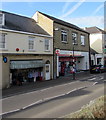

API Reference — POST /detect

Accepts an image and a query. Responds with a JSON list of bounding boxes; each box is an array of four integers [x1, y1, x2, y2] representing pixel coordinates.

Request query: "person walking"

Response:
[[17, 72, 23, 86]]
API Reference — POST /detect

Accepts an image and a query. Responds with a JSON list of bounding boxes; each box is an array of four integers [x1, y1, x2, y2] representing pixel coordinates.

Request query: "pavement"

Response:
[[2, 71, 95, 98]]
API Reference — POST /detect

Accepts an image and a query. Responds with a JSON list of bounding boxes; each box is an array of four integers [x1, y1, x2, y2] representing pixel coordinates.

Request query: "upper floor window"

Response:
[[45, 39, 50, 51], [0, 13, 5, 26], [104, 34, 106, 41], [72, 32, 78, 44], [0, 33, 6, 49], [28, 37, 34, 50], [61, 30, 67, 43], [81, 35, 85, 45]]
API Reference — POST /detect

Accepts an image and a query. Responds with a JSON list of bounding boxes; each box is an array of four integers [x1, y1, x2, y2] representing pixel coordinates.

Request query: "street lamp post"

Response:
[[72, 37, 76, 80]]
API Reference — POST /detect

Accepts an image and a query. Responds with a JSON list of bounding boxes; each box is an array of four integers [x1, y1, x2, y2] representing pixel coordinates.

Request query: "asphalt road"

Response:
[[2, 73, 105, 118]]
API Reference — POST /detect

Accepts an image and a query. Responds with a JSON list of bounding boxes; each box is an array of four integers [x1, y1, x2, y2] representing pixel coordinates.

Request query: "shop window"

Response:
[[0, 33, 6, 49], [28, 37, 34, 50], [72, 32, 78, 44], [81, 35, 85, 45], [0, 13, 5, 26], [91, 60, 94, 66], [61, 30, 67, 43], [45, 39, 50, 51], [105, 59, 106, 65], [97, 58, 102, 65]]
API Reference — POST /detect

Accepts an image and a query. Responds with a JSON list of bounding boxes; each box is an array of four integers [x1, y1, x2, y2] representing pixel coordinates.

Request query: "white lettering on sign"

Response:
[[60, 50, 72, 55], [59, 50, 82, 56]]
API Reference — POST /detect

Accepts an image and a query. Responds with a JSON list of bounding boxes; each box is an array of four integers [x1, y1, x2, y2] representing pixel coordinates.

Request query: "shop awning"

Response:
[[10, 60, 44, 69]]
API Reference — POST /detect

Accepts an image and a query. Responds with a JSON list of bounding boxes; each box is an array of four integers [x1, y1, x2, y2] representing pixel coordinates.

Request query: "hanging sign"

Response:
[[3, 56, 7, 63], [55, 49, 60, 54]]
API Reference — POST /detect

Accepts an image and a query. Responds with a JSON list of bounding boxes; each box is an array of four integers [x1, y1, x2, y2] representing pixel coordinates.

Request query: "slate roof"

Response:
[[38, 11, 89, 34], [85, 26, 106, 34], [0, 11, 50, 36]]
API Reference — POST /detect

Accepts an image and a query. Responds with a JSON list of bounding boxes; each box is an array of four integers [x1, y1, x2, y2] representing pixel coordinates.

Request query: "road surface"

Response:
[[2, 73, 105, 118]]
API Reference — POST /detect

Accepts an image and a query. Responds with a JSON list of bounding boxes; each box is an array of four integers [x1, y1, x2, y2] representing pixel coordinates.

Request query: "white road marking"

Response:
[[44, 94, 65, 101], [66, 88, 77, 95], [22, 100, 42, 110], [92, 82, 98, 86], [100, 77, 104, 80], [0, 108, 20, 116], [88, 78, 96, 81]]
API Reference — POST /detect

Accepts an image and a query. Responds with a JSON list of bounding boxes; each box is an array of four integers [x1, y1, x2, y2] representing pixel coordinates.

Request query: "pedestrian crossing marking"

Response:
[[88, 78, 96, 81]]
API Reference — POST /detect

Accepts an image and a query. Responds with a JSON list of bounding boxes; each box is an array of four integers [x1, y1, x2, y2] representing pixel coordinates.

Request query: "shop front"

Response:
[[10, 60, 44, 85], [56, 50, 89, 77], [59, 57, 77, 76]]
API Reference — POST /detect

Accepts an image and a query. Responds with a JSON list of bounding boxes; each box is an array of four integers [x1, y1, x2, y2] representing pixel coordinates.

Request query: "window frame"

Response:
[[45, 39, 50, 51], [0, 13, 5, 26], [0, 33, 7, 50], [72, 32, 78, 45], [28, 36, 35, 51], [61, 30, 68, 43], [80, 35, 85, 46]]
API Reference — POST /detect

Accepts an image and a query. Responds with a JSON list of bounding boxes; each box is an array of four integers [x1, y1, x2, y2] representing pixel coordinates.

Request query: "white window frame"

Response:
[[72, 32, 78, 44], [45, 39, 50, 51], [0, 13, 5, 26], [28, 36, 35, 51], [0, 33, 7, 50], [61, 30, 67, 43], [81, 35, 85, 46]]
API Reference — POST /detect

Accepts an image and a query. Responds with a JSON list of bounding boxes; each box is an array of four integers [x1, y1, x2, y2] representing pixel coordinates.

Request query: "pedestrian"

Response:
[[28, 71, 33, 82], [18, 72, 23, 86], [12, 72, 17, 85], [72, 67, 76, 80]]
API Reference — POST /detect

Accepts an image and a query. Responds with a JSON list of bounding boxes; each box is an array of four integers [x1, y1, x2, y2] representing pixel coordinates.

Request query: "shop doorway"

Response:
[[45, 64, 50, 80], [45, 60, 50, 80]]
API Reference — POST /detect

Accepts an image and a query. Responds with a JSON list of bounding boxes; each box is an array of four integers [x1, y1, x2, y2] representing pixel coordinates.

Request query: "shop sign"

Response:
[[58, 50, 82, 57], [55, 49, 60, 54], [74, 51, 82, 56], [59, 50, 72, 56], [10, 60, 44, 69], [59, 57, 77, 62]]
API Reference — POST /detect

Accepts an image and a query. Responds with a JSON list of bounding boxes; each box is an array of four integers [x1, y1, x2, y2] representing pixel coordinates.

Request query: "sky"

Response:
[[1, 0, 105, 29]]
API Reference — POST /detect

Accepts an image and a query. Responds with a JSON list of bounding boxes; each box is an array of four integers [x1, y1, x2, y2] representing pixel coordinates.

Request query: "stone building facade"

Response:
[[33, 11, 90, 78]]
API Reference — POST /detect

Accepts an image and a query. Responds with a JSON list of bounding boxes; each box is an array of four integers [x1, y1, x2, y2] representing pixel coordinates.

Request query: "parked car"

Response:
[[90, 65, 104, 73]]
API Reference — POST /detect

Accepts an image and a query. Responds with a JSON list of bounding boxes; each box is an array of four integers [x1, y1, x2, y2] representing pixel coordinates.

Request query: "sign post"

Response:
[[55, 49, 60, 77], [72, 37, 76, 80]]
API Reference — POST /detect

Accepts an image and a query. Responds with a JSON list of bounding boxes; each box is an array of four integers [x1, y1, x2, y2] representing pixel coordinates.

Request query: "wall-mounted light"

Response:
[[55, 28, 59, 31]]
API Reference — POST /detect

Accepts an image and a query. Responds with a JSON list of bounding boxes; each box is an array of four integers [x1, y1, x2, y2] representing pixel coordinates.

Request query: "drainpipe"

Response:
[[88, 34, 91, 71]]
